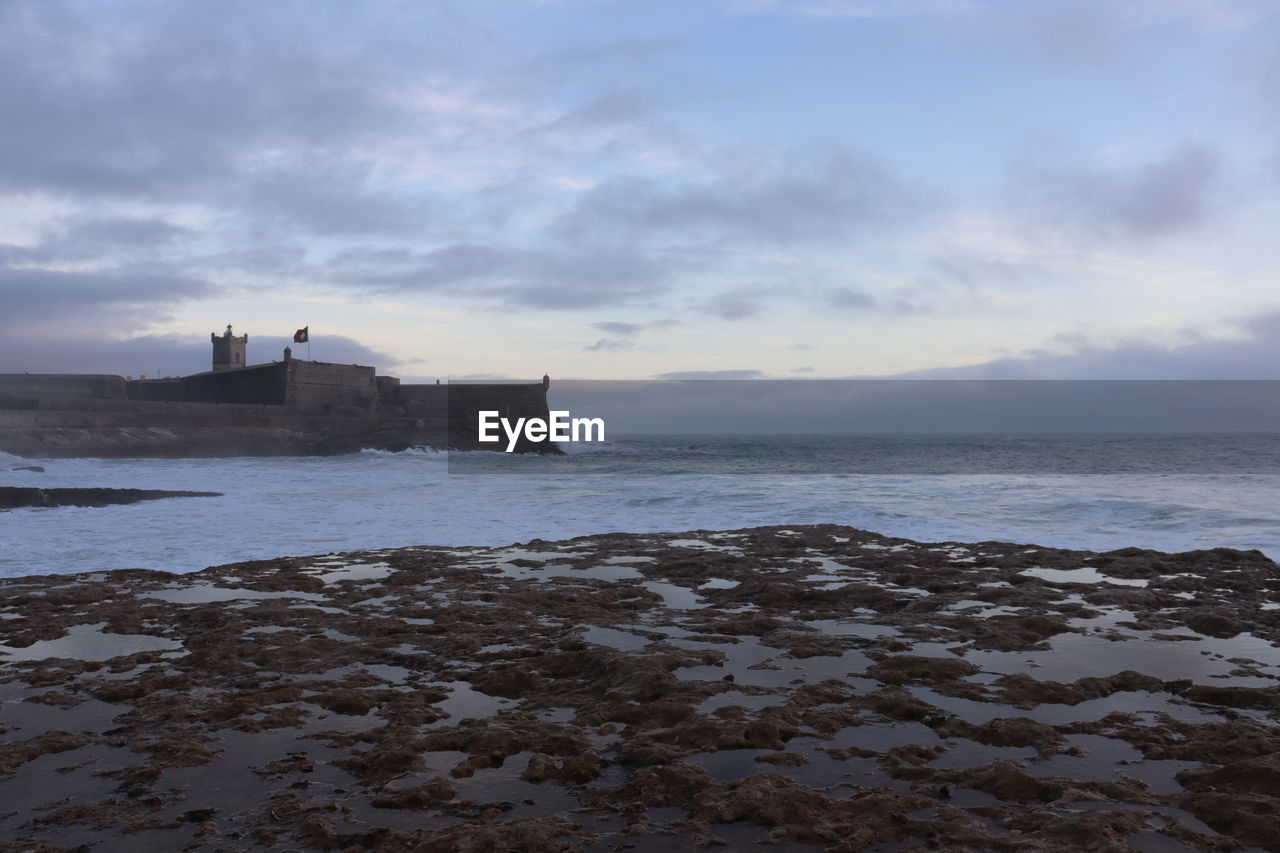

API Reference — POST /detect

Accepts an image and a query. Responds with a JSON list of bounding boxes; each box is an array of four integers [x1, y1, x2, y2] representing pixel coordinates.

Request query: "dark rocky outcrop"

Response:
[[0, 486, 222, 509]]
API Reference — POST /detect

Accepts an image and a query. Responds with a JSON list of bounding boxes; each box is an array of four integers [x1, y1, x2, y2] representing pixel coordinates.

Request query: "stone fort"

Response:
[[0, 328, 554, 457]]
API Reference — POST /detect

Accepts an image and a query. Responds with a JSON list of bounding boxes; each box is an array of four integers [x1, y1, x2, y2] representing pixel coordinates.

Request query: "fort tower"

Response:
[[210, 325, 248, 372]]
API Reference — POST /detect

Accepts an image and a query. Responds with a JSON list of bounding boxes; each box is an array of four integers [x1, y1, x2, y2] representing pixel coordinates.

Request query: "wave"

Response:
[[357, 446, 448, 458], [556, 440, 639, 456]]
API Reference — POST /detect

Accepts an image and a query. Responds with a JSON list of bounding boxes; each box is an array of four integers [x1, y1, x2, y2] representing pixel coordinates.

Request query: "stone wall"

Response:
[[0, 374, 127, 402], [127, 364, 287, 405], [398, 382, 555, 453], [0, 406, 446, 458], [285, 361, 377, 414]]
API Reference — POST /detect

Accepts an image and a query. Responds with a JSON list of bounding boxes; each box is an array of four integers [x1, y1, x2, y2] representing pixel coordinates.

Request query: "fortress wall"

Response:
[[175, 363, 287, 405], [124, 364, 287, 405], [0, 374, 127, 400], [21, 398, 293, 417], [126, 379, 183, 401], [393, 383, 447, 417], [286, 361, 377, 414], [0, 408, 432, 432], [375, 376, 400, 404], [0, 407, 449, 458], [442, 383, 554, 451]]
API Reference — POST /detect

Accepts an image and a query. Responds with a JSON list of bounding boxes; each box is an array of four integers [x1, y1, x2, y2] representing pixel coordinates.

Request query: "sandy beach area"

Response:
[[1, 525, 1277, 852]]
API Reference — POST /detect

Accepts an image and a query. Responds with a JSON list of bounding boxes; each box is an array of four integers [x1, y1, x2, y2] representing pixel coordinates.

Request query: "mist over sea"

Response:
[[3, 434, 1279, 578]]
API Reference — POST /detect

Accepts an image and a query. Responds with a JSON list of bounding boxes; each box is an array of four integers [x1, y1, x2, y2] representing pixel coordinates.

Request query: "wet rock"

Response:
[[691, 773, 823, 824], [994, 671, 1166, 707], [1181, 684, 1280, 710], [1177, 753, 1280, 797], [520, 753, 558, 783], [857, 687, 941, 721], [954, 760, 1065, 802], [370, 777, 457, 808], [1185, 607, 1244, 638], [411, 816, 584, 852], [972, 614, 1075, 650], [296, 814, 341, 849], [936, 716, 1063, 751], [314, 689, 380, 716], [1006, 809, 1147, 852], [0, 731, 89, 778], [615, 762, 714, 807], [1176, 792, 1280, 853], [559, 749, 607, 784], [1, 523, 1277, 851], [866, 655, 981, 684], [0, 486, 222, 509]]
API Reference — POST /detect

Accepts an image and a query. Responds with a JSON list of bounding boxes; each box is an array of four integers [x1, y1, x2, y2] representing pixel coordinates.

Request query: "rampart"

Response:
[[0, 357, 554, 458], [0, 374, 127, 408]]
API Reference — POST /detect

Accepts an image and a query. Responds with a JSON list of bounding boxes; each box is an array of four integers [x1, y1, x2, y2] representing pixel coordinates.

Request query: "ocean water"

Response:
[[2, 434, 1279, 578]]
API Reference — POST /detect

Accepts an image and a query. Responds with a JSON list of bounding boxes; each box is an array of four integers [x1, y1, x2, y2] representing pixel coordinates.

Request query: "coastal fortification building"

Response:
[[0, 330, 553, 458]]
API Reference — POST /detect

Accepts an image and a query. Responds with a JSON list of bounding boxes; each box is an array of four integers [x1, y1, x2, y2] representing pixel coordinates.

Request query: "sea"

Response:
[[3, 433, 1280, 578]]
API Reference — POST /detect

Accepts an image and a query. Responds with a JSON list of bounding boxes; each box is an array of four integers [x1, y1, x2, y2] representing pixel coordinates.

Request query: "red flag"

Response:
[[293, 327, 309, 343]]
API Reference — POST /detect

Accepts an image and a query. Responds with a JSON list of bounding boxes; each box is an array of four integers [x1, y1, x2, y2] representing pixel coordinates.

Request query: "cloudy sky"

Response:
[[3, 0, 1279, 380]]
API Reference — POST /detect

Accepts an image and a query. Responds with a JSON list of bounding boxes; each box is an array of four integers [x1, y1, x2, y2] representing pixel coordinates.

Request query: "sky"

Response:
[[2, 0, 1279, 381]]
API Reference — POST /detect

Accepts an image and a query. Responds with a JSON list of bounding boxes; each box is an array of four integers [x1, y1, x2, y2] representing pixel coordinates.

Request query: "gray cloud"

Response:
[[540, 89, 663, 132], [554, 147, 927, 246], [0, 2, 409, 207], [927, 252, 1051, 290], [1012, 144, 1222, 241], [826, 286, 928, 315], [241, 168, 428, 237], [896, 308, 1280, 378], [519, 37, 679, 85], [582, 318, 680, 351], [62, 217, 190, 250], [0, 331, 391, 378], [337, 243, 672, 309], [0, 261, 214, 329], [593, 321, 644, 336], [701, 292, 763, 320], [0, 3, 941, 332], [653, 369, 765, 379], [584, 337, 636, 352], [2, 217, 193, 269]]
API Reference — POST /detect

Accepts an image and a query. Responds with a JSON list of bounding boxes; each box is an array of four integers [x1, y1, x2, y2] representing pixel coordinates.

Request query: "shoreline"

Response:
[[1, 525, 1277, 851]]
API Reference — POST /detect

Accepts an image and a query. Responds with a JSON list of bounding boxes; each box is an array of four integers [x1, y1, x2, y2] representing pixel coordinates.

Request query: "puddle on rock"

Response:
[[0, 622, 183, 661], [146, 586, 327, 603], [583, 626, 652, 652], [314, 562, 394, 584], [1021, 567, 1149, 587]]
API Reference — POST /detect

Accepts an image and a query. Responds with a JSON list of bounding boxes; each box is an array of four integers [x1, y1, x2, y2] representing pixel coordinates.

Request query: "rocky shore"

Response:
[[1, 525, 1277, 851]]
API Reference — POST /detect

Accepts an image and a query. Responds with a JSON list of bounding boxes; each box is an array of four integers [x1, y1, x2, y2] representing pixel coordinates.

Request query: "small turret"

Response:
[[211, 324, 248, 372]]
